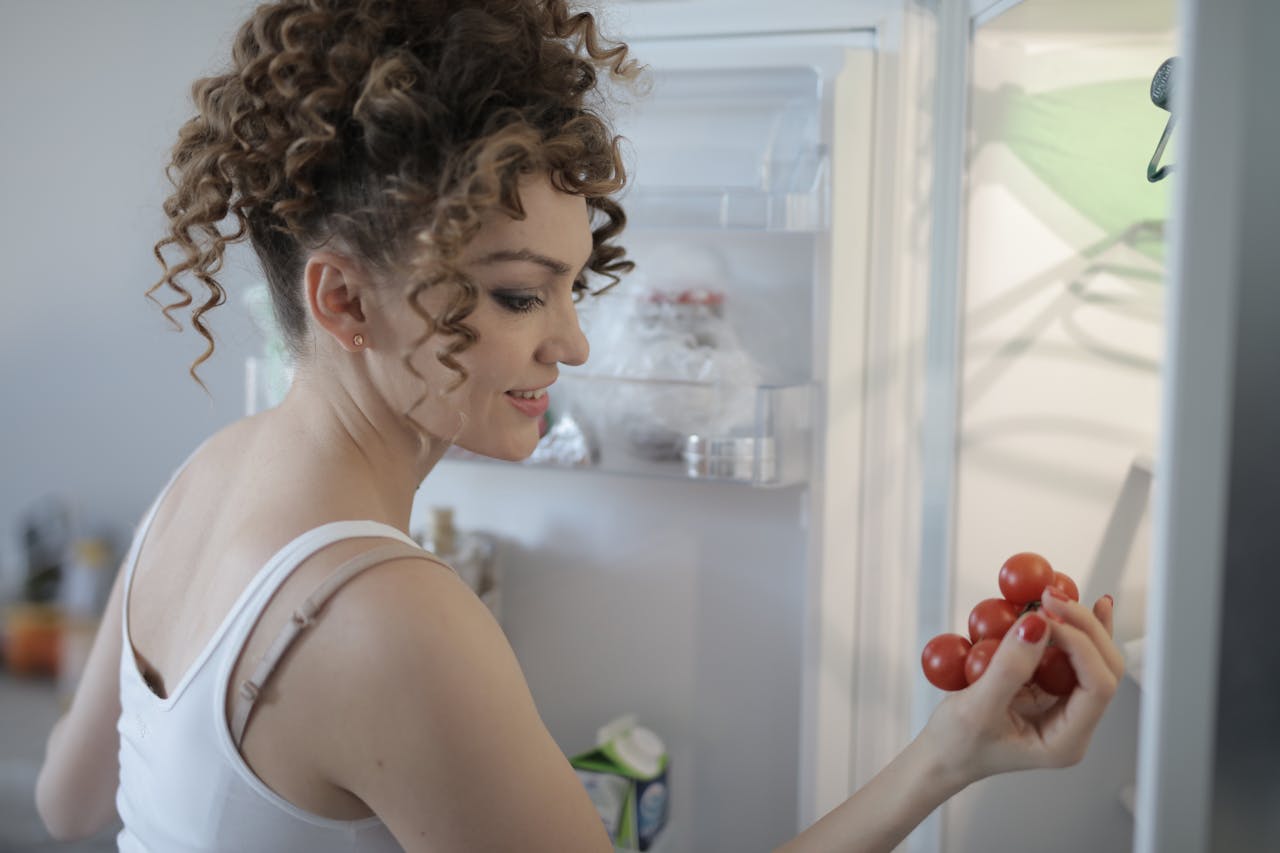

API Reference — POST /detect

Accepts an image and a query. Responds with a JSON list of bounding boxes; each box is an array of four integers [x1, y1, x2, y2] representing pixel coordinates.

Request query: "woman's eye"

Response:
[[492, 291, 544, 314]]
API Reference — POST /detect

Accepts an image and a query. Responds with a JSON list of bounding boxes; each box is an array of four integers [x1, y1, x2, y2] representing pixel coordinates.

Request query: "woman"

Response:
[[35, 2, 1124, 851]]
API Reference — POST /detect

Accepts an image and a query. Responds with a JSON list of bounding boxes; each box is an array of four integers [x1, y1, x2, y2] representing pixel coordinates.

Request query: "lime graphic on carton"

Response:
[[571, 715, 669, 851]]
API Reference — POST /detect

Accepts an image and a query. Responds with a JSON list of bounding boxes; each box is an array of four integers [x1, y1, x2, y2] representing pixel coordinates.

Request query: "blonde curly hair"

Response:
[[148, 0, 637, 424]]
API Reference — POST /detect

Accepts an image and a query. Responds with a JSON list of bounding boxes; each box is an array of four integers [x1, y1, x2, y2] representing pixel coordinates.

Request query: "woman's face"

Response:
[[376, 173, 594, 461]]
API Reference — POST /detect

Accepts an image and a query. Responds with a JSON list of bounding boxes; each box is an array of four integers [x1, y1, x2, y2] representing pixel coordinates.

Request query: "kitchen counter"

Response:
[[0, 672, 118, 851]]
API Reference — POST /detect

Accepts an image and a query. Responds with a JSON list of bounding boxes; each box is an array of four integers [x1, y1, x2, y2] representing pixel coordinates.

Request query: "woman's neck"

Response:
[[264, 372, 450, 531]]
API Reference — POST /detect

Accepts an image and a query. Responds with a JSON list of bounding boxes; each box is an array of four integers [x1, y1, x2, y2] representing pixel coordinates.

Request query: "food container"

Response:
[[571, 715, 670, 852], [682, 434, 777, 483], [2, 603, 62, 677]]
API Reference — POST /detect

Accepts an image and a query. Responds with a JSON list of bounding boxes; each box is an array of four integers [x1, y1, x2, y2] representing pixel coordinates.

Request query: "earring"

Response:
[[352, 333, 365, 348]]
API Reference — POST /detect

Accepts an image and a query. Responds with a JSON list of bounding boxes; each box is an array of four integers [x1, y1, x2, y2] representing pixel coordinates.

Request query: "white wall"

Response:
[[0, 0, 264, 582]]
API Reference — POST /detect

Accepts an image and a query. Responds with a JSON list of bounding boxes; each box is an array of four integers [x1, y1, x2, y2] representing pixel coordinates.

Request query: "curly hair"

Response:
[[148, 0, 638, 427]]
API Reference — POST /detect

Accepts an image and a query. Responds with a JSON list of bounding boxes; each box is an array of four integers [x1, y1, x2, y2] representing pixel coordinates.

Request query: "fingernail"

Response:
[[1103, 594, 1114, 607], [1018, 614, 1047, 643], [1045, 611, 1065, 624], [1044, 585, 1068, 602]]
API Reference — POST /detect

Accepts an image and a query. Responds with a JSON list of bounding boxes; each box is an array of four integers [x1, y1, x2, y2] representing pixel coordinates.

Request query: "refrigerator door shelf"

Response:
[[445, 377, 814, 488], [621, 164, 829, 232], [611, 66, 829, 233], [610, 0, 889, 40]]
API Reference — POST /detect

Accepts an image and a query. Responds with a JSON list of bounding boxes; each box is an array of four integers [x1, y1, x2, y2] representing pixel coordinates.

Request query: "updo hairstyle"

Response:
[[148, 0, 637, 412]]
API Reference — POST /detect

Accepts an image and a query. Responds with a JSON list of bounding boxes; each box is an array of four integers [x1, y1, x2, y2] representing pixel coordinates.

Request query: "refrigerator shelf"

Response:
[[445, 376, 815, 488], [621, 175, 828, 232], [613, 65, 828, 233], [246, 359, 814, 487]]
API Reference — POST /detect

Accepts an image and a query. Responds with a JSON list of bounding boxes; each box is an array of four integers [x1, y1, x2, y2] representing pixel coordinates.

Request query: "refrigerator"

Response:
[[242, 1, 1278, 851]]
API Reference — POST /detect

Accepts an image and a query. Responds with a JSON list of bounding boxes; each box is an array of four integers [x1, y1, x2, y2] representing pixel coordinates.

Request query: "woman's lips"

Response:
[[505, 389, 550, 418]]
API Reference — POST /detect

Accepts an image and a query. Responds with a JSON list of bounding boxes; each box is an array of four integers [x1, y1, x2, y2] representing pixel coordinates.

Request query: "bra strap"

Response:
[[229, 541, 449, 748]]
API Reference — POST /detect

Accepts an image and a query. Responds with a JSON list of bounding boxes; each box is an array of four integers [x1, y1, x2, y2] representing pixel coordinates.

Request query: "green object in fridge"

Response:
[[981, 78, 1172, 262]]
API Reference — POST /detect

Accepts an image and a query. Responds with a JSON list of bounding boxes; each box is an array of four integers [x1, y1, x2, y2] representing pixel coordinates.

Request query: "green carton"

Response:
[[571, 716, 669, 851]]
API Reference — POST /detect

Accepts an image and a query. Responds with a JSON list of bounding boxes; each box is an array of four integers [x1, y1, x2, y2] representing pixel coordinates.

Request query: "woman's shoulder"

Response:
[[281, 543, 511, 754], [188, 415, 259, 464], [287, 545, 607, 852], [306, 542, 483, 664], [159, 417, 268, 510]]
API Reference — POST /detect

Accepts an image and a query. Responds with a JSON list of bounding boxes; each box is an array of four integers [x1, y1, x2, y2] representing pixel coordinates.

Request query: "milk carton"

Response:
[[571, 715, 669, 851]]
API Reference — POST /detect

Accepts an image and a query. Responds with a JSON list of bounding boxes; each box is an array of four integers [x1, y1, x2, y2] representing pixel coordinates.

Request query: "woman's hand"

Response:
[[922, 589, 1125, 787], [774, 589, 1122, 853]]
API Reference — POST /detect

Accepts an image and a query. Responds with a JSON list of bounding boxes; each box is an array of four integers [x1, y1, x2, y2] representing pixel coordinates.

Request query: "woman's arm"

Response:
[[774, 726, 967, 853], [776, 591, 1122, 853], [35, 560, 126, 841], [308, 558, 615, 853]]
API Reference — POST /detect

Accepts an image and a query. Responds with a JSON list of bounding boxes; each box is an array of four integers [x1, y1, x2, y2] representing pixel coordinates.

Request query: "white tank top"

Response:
[[115, 442, 424, 852]]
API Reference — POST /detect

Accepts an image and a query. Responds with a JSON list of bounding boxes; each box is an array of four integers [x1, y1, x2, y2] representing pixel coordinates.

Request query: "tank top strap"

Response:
[[218, 521, 453, 748]]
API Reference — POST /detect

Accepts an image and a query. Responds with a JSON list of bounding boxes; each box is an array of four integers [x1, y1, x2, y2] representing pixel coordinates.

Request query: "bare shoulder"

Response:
[[304, 555, 612, 853]]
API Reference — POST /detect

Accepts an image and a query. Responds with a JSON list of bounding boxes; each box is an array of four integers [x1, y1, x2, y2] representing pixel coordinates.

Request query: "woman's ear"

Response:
[[304, 251, 370, 352]]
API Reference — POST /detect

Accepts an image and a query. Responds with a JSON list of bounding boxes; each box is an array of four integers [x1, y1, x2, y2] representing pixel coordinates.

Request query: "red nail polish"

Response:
[[1045, 585, 1068, 601], [1018, 614, 1047, 643]]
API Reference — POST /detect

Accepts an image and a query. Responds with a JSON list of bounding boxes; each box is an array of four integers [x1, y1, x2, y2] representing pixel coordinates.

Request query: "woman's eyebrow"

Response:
[[475, 248, 572, 275]]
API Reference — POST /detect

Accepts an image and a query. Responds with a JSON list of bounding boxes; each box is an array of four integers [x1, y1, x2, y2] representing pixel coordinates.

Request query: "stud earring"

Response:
[[352, 334, 365, 348]]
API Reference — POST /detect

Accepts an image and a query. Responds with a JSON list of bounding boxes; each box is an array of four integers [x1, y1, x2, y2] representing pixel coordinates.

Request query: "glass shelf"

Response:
[[245, 360, 813, 487], [446, 376, 815, 488]]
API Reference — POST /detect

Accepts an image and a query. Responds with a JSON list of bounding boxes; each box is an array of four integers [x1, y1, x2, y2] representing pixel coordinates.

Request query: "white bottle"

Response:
[[421, 507, 501, 621]]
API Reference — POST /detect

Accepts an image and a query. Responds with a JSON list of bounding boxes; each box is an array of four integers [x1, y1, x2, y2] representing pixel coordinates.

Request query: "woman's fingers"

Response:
[[1033, 617, 1120, 765], [967, 612, 1053, 722], [945, 593, 1125, 776], [1093, 595, 1114, 636], [1040, 590, 1125, 680], [936, 603, 1124, 778], [1049, 616, 1119, 696], [1009, 683, 1063, 720]]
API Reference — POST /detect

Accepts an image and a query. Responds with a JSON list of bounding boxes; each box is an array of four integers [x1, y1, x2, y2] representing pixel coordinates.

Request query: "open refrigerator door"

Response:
[[910, 1, 1176, 852]]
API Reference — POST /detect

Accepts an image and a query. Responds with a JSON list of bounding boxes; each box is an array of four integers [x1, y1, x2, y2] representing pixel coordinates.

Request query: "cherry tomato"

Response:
[[1033, 644, 1078, 696], [968, 598, 1020, 643], [964, 638, 1000, 685], [921, 633, 972, 691], [999, 552, 1056, 605], [1050, 571, 1080, 603]]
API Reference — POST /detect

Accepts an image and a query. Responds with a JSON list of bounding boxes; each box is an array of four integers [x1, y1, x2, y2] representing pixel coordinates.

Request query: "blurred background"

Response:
[[1, 2, 263, 848]]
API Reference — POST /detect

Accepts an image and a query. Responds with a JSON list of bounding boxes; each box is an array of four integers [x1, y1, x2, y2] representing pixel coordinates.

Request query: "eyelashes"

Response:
[[491, 277, 586, 314], [491, 291, 545, 314]]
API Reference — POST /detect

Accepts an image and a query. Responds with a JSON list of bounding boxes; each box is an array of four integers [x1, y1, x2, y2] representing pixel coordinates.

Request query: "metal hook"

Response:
[[1148, 115, 1175, 182]]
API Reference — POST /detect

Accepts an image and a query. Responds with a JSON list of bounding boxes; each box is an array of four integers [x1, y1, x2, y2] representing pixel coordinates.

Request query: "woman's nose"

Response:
[[539, 298, 589, 367]]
